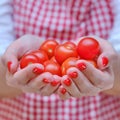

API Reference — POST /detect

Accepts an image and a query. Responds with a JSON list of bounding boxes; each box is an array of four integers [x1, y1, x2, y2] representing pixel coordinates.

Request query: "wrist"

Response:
[[103, 53, 120, 95], [0, 56, 23, 98]]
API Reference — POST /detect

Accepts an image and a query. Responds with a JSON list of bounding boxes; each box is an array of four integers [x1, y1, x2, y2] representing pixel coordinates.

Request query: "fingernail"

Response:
[[7, 61, 12, 72], [63, 78, 71, 86], [60, 87, 67, 94], [43, 78, 50, 83], [68, 71, 78, 78], [102, 57, 109, 67], [77, 62, 86, 71], [51, 80, 60, 86], [33, 67, 44, 74]]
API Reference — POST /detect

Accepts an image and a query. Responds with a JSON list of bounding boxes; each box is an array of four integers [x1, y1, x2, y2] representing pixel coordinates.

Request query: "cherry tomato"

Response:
[[20, 50, 48, 69], [77, 37, 100, 60], [40, 40, 59, 59], [20, 54, 39, 69], [61, 57, 79, 75], [54, 41, 78, 64], [44, 60, 61, 76], [31, 50, 48, 63], [63, 41, 76, 48]]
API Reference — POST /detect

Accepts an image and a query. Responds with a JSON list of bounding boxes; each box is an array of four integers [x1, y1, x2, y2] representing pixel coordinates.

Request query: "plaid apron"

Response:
[[1, 0, 120, 120]]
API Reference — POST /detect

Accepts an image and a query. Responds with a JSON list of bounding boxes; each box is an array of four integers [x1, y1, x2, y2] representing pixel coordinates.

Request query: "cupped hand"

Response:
[[2, 34, 61, 96], [2, 34, 44, 73], [57, 36, 118, 100]]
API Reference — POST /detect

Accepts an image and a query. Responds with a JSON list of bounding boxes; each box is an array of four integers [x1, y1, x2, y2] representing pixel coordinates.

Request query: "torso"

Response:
[[1, 0, 120, 120]]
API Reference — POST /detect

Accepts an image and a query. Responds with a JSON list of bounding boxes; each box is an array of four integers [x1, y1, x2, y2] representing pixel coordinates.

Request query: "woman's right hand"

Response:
[[2, 34, 61, 96]]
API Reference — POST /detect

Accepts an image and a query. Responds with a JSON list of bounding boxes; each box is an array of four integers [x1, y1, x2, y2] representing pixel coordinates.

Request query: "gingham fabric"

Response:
[[1, 0, 120, 120]]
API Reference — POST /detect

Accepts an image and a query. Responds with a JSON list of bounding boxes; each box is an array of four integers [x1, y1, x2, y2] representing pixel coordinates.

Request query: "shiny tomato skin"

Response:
[[44, 60, 61, 76], [31, 50, 49, 63], [20, 54, 39, 69], [20, 50, 48, 69], [54, 41, 78, 65], [77, 37, 100, 60], [63, 41, 77, 48], [61, 57, 79, 75], [40, 40, 59, 59]]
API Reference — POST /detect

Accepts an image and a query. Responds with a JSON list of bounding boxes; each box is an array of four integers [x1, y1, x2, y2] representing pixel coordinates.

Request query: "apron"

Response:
[[1, 0, 120, 120]]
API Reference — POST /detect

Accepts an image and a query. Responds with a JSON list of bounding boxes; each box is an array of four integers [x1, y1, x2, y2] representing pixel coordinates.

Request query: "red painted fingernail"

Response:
[[68, 71, 78, 78], [63, 78, 71, 86], [51, 80, 60, 86], [33, 67, 44, 74], [60, 88, 67, 94], [77, 62, 86, 70], [43, 78, 50, 83], [102, 57, 109, 67], [7, 61, 12, 72]]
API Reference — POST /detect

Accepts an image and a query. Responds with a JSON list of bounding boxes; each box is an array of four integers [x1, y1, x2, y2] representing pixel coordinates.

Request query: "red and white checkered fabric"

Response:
[[1, 0, 120, 120], [13, 0, 114, 41]]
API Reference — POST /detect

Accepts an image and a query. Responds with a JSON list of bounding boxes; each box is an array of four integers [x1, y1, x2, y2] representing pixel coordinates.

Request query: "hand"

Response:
[[0, 57, 22, 98], [57, 36, 119, 100], [2, 34, 61, 96], [2, 34, 44, 73], [6, 63, 60, 96]]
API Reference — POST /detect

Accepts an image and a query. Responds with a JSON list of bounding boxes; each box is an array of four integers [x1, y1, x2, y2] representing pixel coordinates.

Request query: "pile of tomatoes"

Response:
[[20, 37, 101, 76]]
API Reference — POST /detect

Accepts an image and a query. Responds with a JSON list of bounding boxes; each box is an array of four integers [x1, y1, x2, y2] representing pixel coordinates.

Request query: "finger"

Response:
[[67, 67, 101, 95], [22, 72, 52, 93], [2, 54, 19, 73], [6, 63, 44, 87], [61, 75, 82, 98], [57, 85, 71, 100], [76, 60, 114, 89], [39, 75, 61, 96], [97, 52, 117, 70]]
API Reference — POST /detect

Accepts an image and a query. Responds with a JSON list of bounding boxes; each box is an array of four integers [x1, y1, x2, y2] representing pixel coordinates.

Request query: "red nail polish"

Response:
[[102, 57, 109, 67], [63, 78, 71, 86], [7, 61, 12, 72], [60, 88, 67, 94], [33, 67, 44, 74], [77, 62, 86, 70], [43, 78, 50, 83], [51, 80, 60, 86], [69, 72, 78, 78]]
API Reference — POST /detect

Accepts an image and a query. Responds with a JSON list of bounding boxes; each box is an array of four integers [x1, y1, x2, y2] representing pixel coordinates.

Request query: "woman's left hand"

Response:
[[57, 36, 119, 100]]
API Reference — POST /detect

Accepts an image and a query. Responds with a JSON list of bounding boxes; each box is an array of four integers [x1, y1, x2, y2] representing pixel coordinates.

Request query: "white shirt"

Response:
[[109, 0, 120, 52], [0, 0, 15, 55], [0, 0, 120, 55]]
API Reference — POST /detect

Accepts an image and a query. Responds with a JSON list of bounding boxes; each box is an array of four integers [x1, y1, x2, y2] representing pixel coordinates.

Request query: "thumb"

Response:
[[90, 35, 117, 70], [2, 53, 19, 74], [97, 53, 109, 70], [97, 51, 117, 70]]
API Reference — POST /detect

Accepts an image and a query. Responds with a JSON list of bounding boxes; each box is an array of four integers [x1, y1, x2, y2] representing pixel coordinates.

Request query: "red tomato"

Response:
[[44, 60, 61, 76], [20, 54, 39, 69], [61, 57, 79, 75], [77, 37, 100, 60], [40, 40, 59, 59], [20, 50, 48, 69], [54, 41, 78, 64], [63, 41, 76, 48], [31, 50, 48, 63]]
